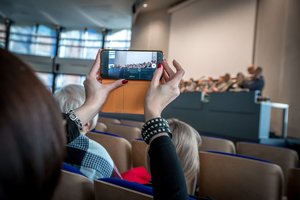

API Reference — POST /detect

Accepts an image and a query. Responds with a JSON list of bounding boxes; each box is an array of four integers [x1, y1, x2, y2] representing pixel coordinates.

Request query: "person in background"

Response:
[[0, 49, 65, 199], [54, 84, 122, 181], [167, 118, 202, 195], [229, 72, 246, 91], [243, 66, 265, 92]]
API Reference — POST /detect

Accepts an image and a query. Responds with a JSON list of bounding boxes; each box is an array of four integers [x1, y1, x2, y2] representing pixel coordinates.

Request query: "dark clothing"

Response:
[[149, 136, 189, 200], [243, 75, 265, 91]]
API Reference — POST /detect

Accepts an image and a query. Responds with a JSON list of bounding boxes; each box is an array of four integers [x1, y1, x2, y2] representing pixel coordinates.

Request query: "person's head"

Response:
[[224, 73, 231, 82], [247, 65, 256, 74], [0, 49, 65, 199], [54, 84, 98, 134], [167, 118, 202, 194], [236, 72, 245, 84], [255, 66, 263, 76]]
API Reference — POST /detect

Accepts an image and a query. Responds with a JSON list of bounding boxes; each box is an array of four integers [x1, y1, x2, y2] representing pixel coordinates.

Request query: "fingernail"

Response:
[[158, 63, 162, 68], [122, 80, 128, 84]]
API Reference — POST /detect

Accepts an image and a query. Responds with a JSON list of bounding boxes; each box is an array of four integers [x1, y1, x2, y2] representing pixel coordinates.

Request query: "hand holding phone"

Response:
[[100, 50, 163, 81]]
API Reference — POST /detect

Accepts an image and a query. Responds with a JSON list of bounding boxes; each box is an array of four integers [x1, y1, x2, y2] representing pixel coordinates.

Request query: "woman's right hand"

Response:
[[144, 59, 185, 122]]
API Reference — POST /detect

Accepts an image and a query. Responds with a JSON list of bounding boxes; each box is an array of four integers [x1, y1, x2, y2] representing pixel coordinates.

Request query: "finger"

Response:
[[162, 59, 175, 79], [169, 59, 185, 85], [151, 64, 164, 87], [105, 79, 127, 92], [89, 49, 102, 76], [162, 69, 170, 82]]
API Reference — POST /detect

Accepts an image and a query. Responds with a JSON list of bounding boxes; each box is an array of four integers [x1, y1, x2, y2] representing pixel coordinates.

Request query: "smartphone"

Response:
[[100, 49, 163, 80]]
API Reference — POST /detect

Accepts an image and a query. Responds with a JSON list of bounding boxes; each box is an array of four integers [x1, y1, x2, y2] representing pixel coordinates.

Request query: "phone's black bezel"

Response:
[[100, 49, 163, 81]]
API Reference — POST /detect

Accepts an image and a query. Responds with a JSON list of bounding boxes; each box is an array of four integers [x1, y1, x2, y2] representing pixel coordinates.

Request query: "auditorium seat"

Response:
[[236, 141, 299, 194], [287, 168, 300, 200], [199, 151, 284, 200], [94, 178, 198, 200], [86, 131, 132, 173], [199, 136, 236, 153], [98, 117, 121, 125], [106, 123, 142, 142], [52, 169, 94, 200], [131, 139, 148, 169], [94, 178, 152, 200], [119, 119, 144, 129], [94, 122, 107, 132]]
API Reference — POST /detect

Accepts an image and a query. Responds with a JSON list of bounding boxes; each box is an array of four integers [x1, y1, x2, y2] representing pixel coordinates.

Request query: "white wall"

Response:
[[168, 0, 257, 79], [255, 0, 300, 138], [131, 8, 171, 57]]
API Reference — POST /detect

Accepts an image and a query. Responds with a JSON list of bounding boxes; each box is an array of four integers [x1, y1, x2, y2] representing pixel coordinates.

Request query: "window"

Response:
[[104, 29, 131, 50], [55, 74, 86, 92], [9, 25, 57, 56], [35, 72, 54, 92], [59, 29, 102, 59], [0, 23, 5, 49]]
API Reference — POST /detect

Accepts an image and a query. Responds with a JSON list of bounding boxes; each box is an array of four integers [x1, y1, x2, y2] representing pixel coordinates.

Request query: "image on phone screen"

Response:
[[100, 50, 163, 80]]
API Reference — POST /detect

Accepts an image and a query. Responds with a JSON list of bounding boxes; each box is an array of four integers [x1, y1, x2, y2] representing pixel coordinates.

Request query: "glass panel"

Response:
[[55, 74, 86, 92], [35, 72, 54, 92], [59, 29, 102, 59], [105, 29, 131, 50], [9, 25, 56, 56], [0, 23, 5, 48]]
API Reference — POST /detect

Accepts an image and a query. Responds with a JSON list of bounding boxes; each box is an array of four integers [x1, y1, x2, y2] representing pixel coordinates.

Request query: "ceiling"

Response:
[[0, 0, 182, 30]]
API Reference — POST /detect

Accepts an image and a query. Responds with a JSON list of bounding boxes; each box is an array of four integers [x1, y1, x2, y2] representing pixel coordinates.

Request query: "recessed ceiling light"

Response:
[[143, 3, 148, 8]]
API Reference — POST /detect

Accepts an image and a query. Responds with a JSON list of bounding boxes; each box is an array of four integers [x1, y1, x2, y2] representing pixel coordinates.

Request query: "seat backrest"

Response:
[[86, 131, 132, 173], [94, 122, 107, 132], [98, 117, 121, 125], [287, 168, 300, 200], [131, 140, 148, 168], [52, 170, 94, 200], [94, 178, 153, 200], [199, 151, 284, 200], [199, 136, 236, 153], [94, 178, 198, 200], [106, 123, 142, 142], [119, 119, 144, 129], [236, 141, 299, 194]]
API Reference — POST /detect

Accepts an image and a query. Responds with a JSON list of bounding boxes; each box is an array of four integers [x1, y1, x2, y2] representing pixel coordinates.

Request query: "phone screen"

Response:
[[100, 50, 163, 80]]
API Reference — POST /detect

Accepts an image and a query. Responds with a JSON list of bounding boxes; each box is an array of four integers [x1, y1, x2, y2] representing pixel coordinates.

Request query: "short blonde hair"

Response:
[[168, 118, 202, 194]]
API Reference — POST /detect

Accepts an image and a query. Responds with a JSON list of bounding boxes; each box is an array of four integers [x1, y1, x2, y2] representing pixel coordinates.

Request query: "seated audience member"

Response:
[[167, 118, 202, 195], [243, 66, 265, 92], [54, 84, 121, 181], [229, 72, 246, 91], [185, 78, 196, 92], [0, 49, 65, 199]]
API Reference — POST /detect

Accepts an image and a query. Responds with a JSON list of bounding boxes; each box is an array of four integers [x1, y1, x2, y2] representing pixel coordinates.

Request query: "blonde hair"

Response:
[[168, 118, 202, 194]]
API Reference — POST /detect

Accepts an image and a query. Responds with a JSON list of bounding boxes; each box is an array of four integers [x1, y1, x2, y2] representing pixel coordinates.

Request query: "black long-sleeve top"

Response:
[[149, 135, 189, 200]]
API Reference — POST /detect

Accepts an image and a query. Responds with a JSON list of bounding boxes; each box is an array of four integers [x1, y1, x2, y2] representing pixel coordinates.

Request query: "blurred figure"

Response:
[[185, 78, 196, 92], [243, 66, 265, 92], [213, 73, 233, 92], [229, 72, 246, 91], [0, 49, 65, 199]]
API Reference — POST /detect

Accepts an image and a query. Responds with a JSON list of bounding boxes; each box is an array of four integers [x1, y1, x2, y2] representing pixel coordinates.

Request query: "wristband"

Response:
[[66, 110, 83, 131], [141, 117, 172, 144]]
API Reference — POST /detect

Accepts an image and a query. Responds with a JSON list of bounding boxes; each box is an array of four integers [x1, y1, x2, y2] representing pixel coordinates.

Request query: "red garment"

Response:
[[121, 166, 151, 184]]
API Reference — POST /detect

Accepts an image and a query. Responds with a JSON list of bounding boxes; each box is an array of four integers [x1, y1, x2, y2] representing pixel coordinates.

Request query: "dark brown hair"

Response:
[[0, 49, 65, 199]]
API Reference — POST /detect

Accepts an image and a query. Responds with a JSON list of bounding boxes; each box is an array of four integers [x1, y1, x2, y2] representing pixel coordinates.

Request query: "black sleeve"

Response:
[[148, 136, 189, 200], [62, 113, 80, 144]]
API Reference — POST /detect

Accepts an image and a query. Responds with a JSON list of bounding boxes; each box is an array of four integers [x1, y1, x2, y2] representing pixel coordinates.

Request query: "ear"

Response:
[[81, 121, 91, 134]]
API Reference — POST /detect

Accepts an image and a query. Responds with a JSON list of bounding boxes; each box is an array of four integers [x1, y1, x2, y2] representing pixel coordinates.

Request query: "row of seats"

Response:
[[52, 152, 300, 200], [58, 117, 300, 199]]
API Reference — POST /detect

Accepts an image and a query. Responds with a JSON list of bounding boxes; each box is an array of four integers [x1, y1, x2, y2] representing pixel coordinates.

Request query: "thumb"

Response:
[[151, 64, 163, 87], [105, 79, 126, 92]]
